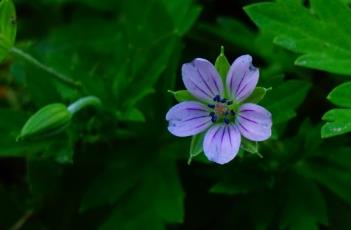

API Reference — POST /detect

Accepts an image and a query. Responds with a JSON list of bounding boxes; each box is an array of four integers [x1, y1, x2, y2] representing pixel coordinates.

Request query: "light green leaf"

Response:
[[214, 46, 230, 82], [321, 109, 351, 138], [245, 0, 351, 75], [327, 82, 351, 108], [0, 0, 16, 62], [168, 90, 196, 102]]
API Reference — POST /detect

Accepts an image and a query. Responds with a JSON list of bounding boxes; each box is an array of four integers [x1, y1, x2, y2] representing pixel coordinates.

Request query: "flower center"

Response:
[[208, 95, 235, 124]]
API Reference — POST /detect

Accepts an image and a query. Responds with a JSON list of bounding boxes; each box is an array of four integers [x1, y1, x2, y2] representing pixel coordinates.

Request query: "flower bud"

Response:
[[18, 103, 72, 141]]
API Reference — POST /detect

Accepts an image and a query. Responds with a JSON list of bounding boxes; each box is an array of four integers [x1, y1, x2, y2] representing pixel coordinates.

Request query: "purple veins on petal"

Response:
[[226, 55, 259, 102], [182, 58, 224, 101], [166, 101, 212, 137], [203, 124, 241, 165], [236, 103, 272, 141]]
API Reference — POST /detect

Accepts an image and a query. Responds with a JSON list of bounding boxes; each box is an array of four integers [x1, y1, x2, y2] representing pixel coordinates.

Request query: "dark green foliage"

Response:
[[1, 0, 351, 229]]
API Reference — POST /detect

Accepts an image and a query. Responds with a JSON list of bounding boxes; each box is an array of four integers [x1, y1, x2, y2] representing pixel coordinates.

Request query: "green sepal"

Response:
[[214, 46, 230, 82], [0, 0, 16, 62], [240, 138, 262, 157], [168, 90, 195, 102], [243, 87, 272, 104], [188, 132, 205, 165], [18, 103, 72, 141]]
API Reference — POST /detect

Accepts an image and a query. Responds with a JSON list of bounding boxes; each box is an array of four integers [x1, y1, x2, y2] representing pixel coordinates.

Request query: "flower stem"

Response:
[[67, 96, 102, 114], [10, 47, 82, 88]]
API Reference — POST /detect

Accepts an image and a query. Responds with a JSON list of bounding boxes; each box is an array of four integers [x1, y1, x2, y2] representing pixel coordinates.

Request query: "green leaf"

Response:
[[327, 82, 351, 107], [245, 0, 351, 75], [168, 90, 195, 102], [243, 87, 271, 104], [0, 0, 16, 62], [188, 132, 205, 164], [321, 109, 351, 138], [214, 46, 230, 82]]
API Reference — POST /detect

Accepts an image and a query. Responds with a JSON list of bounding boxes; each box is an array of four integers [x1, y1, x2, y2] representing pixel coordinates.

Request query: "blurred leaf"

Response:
[[245, 0, 351, 75], [210, 167, 269, 195], [0, 186, 23, 229], [262, 80, 311, 124], [27, 159, 63, 207], [0, 0, 16, 62], [279, 173, 328, 230], [100, 159, 184, 229], [198, 17, 297, 79], [80, 154, 143, 212], [116, 108, 145, 122], [300, 148, 351, 206]]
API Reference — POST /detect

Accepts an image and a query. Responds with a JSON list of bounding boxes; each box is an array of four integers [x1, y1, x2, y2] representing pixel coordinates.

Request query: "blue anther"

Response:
[[224, 118, 230, 124], [227, 101, 233, 105], [211, 115, 217, 123], [220, 98, 227, 103], [230, 110, 235, 116], [208, 104, 215, 109], [209, 111, 215, 117], [213, 95, 221, 102]]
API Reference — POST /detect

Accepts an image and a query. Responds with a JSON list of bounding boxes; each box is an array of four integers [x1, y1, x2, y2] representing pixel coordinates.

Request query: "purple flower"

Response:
[[166, 55, 272, 164]]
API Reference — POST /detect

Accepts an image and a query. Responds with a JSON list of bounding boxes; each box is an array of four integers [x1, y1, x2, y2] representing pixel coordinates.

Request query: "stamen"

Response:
[[213, 95, 221, 102], [211, 115, 217, 123], [224, 118, 230, 124], [220, 98, 227, 103], [227, 101, 233, 105], [230, 110, 235, 116], [209, 111, 215, 117], [208, 104, 215, 109]]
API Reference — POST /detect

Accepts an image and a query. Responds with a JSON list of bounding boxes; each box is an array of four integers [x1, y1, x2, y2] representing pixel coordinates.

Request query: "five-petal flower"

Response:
[[166, 55, 272, 164]]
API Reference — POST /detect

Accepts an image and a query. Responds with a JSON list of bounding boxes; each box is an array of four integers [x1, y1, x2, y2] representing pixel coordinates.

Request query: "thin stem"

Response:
[[10, 47, 82, 88], [67, 95, 102, 114], [9, 210, 34, 230]]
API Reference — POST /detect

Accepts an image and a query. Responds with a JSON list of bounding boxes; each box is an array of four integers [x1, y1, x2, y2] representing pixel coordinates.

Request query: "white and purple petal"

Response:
[[166, 101, 212, 137], [226, 55, 259, 102], [203, 124, 241, 165], [182, 58, 224, 102], [236, 103, 272, 141]]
